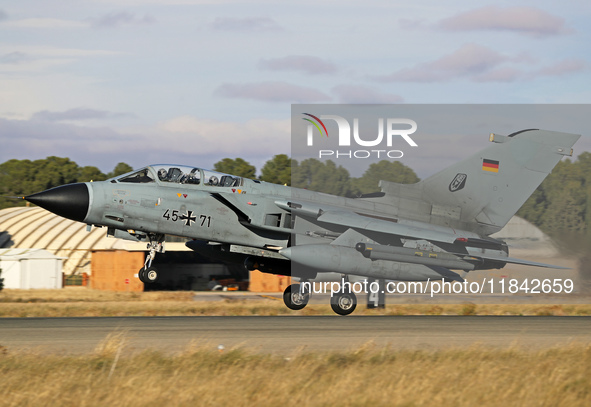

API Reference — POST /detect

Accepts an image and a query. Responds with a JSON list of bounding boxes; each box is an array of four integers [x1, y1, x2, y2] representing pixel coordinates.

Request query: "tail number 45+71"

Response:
[[162, 209, 211, 227]]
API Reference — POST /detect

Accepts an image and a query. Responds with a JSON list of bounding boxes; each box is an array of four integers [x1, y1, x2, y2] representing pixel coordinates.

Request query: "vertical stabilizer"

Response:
[[417, 129, 580, 232]]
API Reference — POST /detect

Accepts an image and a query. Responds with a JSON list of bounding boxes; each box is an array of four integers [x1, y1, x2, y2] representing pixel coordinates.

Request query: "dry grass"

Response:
[[0, 338, 589, 407], [1, 289, 591, 317], [0, 288, 195, 303], [1, 300, 591, 318]]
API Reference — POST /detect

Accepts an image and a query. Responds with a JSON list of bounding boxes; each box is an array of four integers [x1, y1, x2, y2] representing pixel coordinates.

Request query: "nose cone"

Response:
[[25, 183, 90, 222]]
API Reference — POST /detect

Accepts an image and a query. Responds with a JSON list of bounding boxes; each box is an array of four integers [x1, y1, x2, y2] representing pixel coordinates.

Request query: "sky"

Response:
[[1, 0, 590, 178]]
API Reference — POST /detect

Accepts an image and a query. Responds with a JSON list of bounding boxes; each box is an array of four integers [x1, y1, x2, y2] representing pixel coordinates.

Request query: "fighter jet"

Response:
[[24, 129, 580, 315]]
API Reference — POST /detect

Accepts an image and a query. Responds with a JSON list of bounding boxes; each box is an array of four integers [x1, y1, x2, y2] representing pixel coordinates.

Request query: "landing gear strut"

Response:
[[283, 283, 310, 310], [138, 233, 165, 284]]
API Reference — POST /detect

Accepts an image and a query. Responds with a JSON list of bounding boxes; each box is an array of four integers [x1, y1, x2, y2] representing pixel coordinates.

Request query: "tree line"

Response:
[[516, 152, 591, 233], [1, 154, 590, 234], [0, 157, 133, 209]]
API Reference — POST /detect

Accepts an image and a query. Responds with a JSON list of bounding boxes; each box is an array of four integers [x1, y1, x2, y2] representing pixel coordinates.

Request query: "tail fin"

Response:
[[380, 129, 581, 234]]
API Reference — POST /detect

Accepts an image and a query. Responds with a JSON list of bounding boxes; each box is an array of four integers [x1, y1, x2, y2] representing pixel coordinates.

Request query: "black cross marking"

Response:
[[180, 210, 197, 226]]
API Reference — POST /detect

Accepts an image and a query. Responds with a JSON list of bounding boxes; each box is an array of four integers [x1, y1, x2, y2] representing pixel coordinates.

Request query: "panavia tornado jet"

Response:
[[25, 129, 580, 315]]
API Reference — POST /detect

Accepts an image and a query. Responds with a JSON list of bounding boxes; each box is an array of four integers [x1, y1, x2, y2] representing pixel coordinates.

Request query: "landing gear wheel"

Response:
[[144, 266, 159, 283], [331, 291, 357, 316], [138, 267, 148, 283], [283, 284, 310, 310]]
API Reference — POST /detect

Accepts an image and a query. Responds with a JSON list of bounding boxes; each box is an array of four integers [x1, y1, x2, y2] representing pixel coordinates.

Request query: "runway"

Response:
[[1, 316, 590, 355]]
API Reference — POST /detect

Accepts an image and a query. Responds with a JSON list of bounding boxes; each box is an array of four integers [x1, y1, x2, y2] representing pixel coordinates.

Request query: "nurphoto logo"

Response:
[[302, 113, 418, 159]]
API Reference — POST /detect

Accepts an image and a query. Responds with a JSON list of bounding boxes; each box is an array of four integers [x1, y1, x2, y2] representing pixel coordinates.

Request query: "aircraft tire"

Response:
[[138, 267, 148, 283], [330, 292, 357, 316], [283, 284, 309, 310], [145, 266, 159, 283]]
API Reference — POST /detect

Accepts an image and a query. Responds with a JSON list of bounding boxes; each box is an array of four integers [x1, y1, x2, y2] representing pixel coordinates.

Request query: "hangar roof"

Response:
[[0, 207, 133, 275], [0, 248, 65, 260]]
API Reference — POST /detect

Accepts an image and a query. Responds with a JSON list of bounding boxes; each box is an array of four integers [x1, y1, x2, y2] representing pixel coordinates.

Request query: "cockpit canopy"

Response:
[[113, 165, 243, 187]]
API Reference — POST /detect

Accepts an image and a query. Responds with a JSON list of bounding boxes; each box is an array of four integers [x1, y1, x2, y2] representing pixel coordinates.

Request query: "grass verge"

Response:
[[0, 339, 589, 406]]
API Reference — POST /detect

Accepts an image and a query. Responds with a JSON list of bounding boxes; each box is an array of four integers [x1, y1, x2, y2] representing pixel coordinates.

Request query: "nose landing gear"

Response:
[[137, 233, 165, 284], [138, 266, 159, 284]]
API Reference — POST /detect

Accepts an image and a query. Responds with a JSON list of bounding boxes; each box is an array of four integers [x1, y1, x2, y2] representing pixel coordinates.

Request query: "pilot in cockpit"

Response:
[[157, 168, 168, 181]]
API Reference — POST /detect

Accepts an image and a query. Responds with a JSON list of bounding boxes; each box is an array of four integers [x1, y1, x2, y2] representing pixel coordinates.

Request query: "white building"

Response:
[[0, 248, 65, 289]]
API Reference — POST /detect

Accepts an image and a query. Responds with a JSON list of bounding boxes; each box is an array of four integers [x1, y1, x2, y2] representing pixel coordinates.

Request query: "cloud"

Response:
[[423, 44, 507, 75], [371, 43, 509, 83], [214, 81, 332, 103], [31, 108, 134, 122], [157, 116, 290, 156], [473, 67, 523, 83], [4, 18, 88, 29], [27, 47, 118, 58], [398, 18, 425, 31], [331, 85, 403, 103], [438, 6, 571, 37], [0, 47, 119, 73], [473, 59, 587, 82], [534, 59, 587, 77], [258, 55, 337, 75], [0, 117, 126, 168], [0, 116, 291, 172], [0, 52, 30, 64], [210, 17, 282, 32], [0, 9, 7, 22], [372, 47, 586, 84], [91, 11, 155, 28]]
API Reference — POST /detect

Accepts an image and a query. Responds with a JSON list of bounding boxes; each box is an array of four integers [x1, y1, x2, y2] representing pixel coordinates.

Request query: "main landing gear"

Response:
[[282, 275, 358, 316], [138, 233, 165, 284], [330, 290, 357, 316], [283, 283, 310, 310]]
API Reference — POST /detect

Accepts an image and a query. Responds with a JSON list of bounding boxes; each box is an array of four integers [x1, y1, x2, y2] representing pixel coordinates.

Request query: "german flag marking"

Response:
[[482, 158, 499, 173]]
